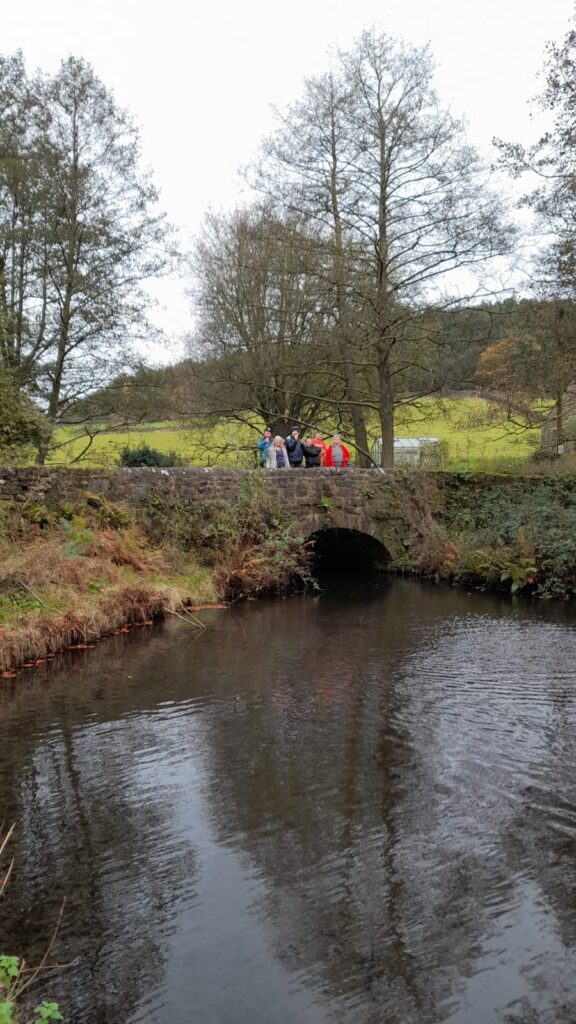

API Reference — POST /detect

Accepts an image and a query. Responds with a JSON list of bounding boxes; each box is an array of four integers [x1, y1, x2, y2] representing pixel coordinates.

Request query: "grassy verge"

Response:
[[0, 511, 218, 675]]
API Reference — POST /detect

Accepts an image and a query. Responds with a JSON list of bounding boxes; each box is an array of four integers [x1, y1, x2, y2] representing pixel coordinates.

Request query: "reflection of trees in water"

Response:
[[494, 683, 576, 1023], [1, 695, 197, 1024], [3, 584, 576, 1023], [198, 593, 518, 1024]]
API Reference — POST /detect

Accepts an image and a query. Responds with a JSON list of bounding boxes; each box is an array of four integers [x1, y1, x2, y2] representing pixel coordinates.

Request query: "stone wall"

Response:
[[0, 466, 248, 508], [0, 466, 436, 561], [3, 466, 576, 583], [540, 383, 576, 454]]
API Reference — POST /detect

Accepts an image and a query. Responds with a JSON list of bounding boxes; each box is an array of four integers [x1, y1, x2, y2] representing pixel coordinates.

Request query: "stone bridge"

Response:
[[0, 466, 437, 564]]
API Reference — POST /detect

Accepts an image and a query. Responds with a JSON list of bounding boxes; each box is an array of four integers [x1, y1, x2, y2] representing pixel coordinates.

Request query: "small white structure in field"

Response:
[[370, 436, 441, 467]]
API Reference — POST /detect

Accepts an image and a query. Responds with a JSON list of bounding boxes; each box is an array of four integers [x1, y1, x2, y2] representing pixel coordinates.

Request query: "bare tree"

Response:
[[250, 31, 514, 466], [252, 72, 373, 462], [191, 205, 337, 438], [0, 54, 176, 461]]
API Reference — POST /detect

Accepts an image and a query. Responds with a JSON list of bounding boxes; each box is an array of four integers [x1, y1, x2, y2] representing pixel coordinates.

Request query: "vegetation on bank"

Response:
[[0, 482, 312, 673], [0, 954, 62, 1024], [410, 475, 576, 600]]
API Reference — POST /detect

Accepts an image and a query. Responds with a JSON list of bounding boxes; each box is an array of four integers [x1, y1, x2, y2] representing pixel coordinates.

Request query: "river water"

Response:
[[2, 578, 576, 1024]]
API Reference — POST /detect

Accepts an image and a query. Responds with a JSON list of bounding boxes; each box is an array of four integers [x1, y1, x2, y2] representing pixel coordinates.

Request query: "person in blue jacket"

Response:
[[256, 428, 272, 467]]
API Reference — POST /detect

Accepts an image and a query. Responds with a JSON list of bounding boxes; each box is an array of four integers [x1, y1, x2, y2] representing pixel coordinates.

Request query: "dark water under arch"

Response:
[[309, 526, 390, 573]]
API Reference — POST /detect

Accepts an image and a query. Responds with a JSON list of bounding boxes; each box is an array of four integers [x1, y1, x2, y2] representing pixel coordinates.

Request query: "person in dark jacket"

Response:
[[285, 427, 304, 468], [310, 431, 327, 466], [302, 436, 323, 468]]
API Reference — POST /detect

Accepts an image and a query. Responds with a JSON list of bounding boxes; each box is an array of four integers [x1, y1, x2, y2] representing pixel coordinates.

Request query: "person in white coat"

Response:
[[266, 436, 292, 469]]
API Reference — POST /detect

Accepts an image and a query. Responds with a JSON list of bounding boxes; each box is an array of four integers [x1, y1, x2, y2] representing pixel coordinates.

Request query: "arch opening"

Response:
[[309, 528, 390, 576]]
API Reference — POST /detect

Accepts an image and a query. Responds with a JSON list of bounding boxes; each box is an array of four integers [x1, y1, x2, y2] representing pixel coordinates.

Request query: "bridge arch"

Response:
[[308, 527, 391, 573]]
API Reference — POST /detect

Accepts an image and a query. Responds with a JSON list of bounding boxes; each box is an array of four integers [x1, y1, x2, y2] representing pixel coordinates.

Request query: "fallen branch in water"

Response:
[[166, 608, 207, 630], [0, 821, 15, 894]]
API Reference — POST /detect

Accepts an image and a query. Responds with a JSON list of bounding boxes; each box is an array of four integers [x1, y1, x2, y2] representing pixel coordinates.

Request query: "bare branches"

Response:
[[228, 31, 517, 466], [0, 54, 177, 462]]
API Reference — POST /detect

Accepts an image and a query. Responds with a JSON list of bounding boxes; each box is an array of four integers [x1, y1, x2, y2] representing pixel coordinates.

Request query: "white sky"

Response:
[[3, 0, 575, 358]]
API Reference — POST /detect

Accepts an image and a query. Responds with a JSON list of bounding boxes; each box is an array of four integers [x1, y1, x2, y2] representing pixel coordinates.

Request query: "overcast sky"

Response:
[[4, 0, 575, 355]]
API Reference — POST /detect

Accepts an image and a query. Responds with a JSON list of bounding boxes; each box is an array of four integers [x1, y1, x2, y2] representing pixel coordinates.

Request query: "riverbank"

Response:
[[0, 484, 312, 673], [2, 468, 576, 672], [0, 508, 216, 675], [409, 473, 576, 599]]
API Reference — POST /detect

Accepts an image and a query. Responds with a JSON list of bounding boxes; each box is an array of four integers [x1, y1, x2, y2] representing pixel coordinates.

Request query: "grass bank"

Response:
[[0, 485, 312, 674]]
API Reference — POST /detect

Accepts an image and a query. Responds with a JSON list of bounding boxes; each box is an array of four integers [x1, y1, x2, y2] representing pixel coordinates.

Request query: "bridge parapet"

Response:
[[0, 466, 434, 560]]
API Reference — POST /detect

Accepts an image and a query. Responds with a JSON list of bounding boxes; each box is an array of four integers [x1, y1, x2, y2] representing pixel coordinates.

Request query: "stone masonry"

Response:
[[0, 466, 437, 561]]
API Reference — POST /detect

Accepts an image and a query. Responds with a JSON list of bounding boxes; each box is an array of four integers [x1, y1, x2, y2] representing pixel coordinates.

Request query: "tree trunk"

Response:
[[377, 346, 394, 468], [375, 111, 394, 470], [556, 386, 564, 454], [35, 282, 72, 464], [35, 430, 53, 465], [36, 100, 80, 465], [344, 360, 371, 466], [268, 417, 292, 439], [328, 106, 370, 467]]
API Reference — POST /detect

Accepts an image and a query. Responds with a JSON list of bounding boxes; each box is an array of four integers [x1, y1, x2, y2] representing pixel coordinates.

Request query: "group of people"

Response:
[[257, 427, 351, 470]]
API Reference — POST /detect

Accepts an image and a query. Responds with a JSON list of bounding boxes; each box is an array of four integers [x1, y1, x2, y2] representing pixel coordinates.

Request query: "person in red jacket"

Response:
[[325, 434, 350, 468]]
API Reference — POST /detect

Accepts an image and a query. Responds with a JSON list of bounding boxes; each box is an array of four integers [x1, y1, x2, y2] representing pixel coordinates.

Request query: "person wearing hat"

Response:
[[285, 426, 305, 468], [325, 434, 350, 468], [257, 427, 272, 467]]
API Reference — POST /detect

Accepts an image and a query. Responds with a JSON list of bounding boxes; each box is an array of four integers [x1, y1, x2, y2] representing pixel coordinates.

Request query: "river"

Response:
[[2, 577, 576, 1024]]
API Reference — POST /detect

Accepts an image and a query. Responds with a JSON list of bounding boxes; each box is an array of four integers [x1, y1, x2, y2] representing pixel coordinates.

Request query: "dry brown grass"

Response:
[[0, 583, 185, 673], [0, 512, 217, 673], [81, 531, 155, 571]]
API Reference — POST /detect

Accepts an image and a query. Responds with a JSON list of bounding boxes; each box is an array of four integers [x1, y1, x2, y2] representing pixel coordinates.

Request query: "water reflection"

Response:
[[2, 580, 576, 1023]]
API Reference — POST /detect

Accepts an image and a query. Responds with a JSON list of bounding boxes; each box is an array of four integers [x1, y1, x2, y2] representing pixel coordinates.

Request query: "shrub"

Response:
[[424, 477, 576, 598], [118, 444, 181, 468], [0, 369, 50, 465], [142, 476, 314, 598], [209, 479, 314, 600]]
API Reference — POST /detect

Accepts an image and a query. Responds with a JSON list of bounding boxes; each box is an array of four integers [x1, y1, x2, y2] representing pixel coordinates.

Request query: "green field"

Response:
[[48, 398, 543, 470]]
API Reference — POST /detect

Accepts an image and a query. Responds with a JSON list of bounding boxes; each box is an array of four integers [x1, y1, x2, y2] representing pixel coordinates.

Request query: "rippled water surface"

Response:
[[3, 578, 576, 1023]]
